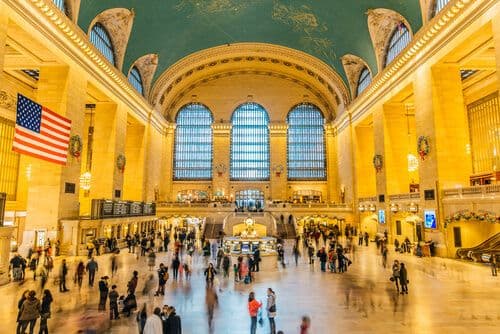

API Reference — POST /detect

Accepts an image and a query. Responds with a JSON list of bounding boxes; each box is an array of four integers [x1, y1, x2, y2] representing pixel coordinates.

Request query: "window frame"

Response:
[[356, 67, 372, 97], [384, 24, 411, 67], [286, 103, 326, 181], [230, 102, 270, 181], [89, 23, 116, 66], [430, 0, 451, 19], [173, 103, 214, 181], [128, 66, 144, 96]]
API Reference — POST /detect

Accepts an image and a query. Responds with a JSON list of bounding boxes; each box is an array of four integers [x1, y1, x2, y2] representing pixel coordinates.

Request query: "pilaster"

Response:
[[269, 122, 287, 201], [211, 122, 231, 201]]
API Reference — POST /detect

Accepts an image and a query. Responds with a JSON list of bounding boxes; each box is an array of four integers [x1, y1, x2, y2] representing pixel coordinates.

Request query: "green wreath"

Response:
[[373, 154, 383, 172], [69, 135, 83, 158], [417, 136, 430, 160]]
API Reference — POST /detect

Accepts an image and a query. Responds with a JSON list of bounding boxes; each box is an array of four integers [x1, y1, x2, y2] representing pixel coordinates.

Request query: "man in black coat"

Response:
[[165, 306, 182, 334], [98, 276, 109, 311], [253, 248, 261, 272]]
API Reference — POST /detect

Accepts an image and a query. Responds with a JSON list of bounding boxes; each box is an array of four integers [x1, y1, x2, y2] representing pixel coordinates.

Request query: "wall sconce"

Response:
[[409, 202, 418, 213], [358, 204, 366, 212], [369, 204, 376, 212], [390, 203, 399, 213]]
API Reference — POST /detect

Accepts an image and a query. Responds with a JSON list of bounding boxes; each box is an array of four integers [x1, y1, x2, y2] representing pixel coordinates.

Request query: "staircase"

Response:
[[204, 223, 224, 239], [276, 223, 297, 239]]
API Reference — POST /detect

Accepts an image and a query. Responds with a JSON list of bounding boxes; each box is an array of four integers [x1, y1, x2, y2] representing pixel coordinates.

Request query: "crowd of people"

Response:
[[6, 221, 423, 333]]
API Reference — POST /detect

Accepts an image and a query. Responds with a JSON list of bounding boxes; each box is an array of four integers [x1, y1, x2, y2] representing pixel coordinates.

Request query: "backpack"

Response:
[[163, 271, 169, 281]]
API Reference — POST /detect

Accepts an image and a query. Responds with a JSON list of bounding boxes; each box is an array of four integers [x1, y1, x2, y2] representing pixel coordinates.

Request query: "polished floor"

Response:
[[2, 241, 499, 334]]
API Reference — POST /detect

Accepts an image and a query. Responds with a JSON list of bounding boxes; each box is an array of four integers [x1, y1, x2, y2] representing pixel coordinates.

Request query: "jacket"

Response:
[[266, 293, 276, 318], [248, 299, 262, 317], [399, 266, 408, 283], [19, 297, 40, 321], [165, 313, 182, 334]]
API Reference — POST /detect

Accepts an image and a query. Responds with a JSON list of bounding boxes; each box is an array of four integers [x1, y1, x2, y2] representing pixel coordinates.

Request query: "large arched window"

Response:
[[356, 67, 372, 97], [174, 103, 213, 180], [128, 66, 144, 95], [431, 0, 451, 18], [230, 103, 270, 180], [287, 103, 326, 180], [89, 23, 115, 65], [385, 24, 411, 67], [52, 0, 66, 14]]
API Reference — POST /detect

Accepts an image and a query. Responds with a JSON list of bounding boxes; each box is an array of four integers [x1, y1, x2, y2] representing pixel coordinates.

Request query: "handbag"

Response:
[[269, 304, 276, 313], [389, 276, 395, 282]]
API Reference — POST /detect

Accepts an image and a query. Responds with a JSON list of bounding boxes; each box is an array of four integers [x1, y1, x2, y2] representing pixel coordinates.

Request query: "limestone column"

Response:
[[269, 123, 287, 201], [354, 124, 376, 198], [0, 226, 14, 285], [88, 102, 127, 201], [143, 123, 165, 202], [22, 65, 86, 252], [0, 1, 7, 79], [123, 121, 146, 201], [372, 106, 389, 235], [491, 13, 500, 89], [414, 63, 471, 251], [211, 123, 231, 201], [161, 124, 175, 200], [325, 124, 339, 202], [335, 120, 356, 205]]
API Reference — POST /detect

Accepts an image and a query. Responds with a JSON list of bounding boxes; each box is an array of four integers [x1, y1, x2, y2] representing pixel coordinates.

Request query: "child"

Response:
[[233, 264, 239, 282]]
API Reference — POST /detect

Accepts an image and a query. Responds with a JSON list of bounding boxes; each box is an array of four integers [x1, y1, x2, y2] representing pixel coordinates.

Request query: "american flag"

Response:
[[13, 94, 72, 165]]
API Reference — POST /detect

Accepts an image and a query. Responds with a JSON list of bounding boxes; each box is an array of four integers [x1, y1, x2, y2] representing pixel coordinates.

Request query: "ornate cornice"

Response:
[[150, 43, 350, 116], [336, 0, 483, 130], [269, 122, 288, 136], [212, 122, 232, 136], [5, 0, 167, 134]]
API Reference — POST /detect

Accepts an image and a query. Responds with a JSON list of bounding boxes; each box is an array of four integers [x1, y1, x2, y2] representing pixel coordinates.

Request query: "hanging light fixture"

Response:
[[80, 104, 95, 195], [406, 105, 419, 173]]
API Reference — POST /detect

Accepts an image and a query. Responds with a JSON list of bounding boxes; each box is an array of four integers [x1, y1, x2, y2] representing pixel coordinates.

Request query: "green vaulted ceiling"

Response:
[[78, 0, 423, 84]]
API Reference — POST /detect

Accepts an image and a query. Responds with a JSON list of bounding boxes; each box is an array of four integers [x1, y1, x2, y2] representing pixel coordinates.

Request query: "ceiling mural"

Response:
[[78, 0, 423, 85]]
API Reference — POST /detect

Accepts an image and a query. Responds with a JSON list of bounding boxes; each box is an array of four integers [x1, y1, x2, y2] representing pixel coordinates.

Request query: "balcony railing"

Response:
[[358, 196, 377, 203], [388, 192, 420, 201], [442, 184, 500, 198]]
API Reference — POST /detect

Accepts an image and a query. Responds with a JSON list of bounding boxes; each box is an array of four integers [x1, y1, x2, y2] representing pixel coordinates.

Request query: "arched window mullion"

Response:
[[431, 0, 451, 18], [385, 24, 411, 67], [174, 103, 213, 180], [356, 67, 372, 97], [128, 66, 144, 96], [89, 23, 116, 66], [287, 103, 326, 180], [230, 103, 270, 181], [52, 0, 67, 15]]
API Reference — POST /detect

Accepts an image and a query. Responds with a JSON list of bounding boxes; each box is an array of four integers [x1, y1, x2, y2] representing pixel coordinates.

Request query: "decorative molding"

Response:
[[336, 0, 481, 131], [0, 90, 16, 111], [340, 54, 372, 98], [130, 53, 159, 98], [6, 0, 167, 133], [66, 0, 81, 24], [88, 8, 135, 71], [150, 42, 350, 117], [163, 69, 337, 122], [212, 122, 232, 136], [366, 8, 413, 73], [269, 122, 288, 136]]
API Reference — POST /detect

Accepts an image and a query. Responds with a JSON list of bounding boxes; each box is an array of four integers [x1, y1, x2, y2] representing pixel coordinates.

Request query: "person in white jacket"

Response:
[[143, 307, 163, 334]]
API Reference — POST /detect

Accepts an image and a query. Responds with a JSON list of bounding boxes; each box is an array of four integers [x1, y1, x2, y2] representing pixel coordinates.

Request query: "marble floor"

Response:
[[1, 241, 499, 334]]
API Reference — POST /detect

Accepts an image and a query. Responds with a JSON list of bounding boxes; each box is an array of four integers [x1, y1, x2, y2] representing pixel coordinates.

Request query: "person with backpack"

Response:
[[155, 263, 169, 296]]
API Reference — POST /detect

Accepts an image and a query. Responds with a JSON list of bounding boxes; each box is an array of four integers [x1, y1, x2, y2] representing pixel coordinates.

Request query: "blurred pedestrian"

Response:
[[143, 307, 163, 334], [18, 290, 40, 334], [59, 259, 69, 292], [266, 288, 277, 334], [39, 289, 53, 334], [98, 276, 109, 311], [75, 261, 85, 289], [205, 286, 218, 331], [109, 285, 120, 320], [136, 303, 147, 334], [300, 315, 311, 334], [399, 262, 409, 294], [248, 291, 262, 334], [86, 257, 98, 287]]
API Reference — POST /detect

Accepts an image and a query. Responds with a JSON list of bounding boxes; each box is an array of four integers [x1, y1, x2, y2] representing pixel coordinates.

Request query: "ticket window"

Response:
[[81, 229, 97, 244]]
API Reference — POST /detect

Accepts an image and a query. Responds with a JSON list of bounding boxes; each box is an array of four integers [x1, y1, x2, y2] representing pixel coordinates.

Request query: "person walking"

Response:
[[248, 291, 262, 334], [127, 271, 139, 295], [399, 262, 409, 294], [204, 263, 217, 286], [300, 315, 311, 334], [59, 259, 69, 292], [18, 290, 40, 334], [136, 303, 147, 334], [75, 261, 85, 290], [16, 290, 30, 334], [364, 232, 369, 246], [216, 247, 224, 270], [253, 248, 261, 272], [205, 286, 218, 332], [317, 247, 327, 272], [266, 288, 277, 334], [38, 289, 53, 334], [391, 260, 401, 293], [381, 246, 388, 268], [98, 276, 109, 311], [86, 257, 98, 287], [165, 306, 182, 334], [147, 249, 156, 271], [155, 263, 168, 296], [490, 256, 498, 276], [293, 244, 300, 266], [172, 255, 181, 281], [143, 307, 163, 334], [109, 285, 120, 320]]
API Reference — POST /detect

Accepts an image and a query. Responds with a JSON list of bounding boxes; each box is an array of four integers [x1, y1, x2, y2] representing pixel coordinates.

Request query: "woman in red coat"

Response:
[[248, 291, 262, 334]]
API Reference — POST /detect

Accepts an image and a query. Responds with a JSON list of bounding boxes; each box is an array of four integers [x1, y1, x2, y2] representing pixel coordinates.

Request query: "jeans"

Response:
[[19, 319, 37, 334], [269, 317, 276, 334], [320, 261, 326, 272], [250, 316, 257, 334]]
